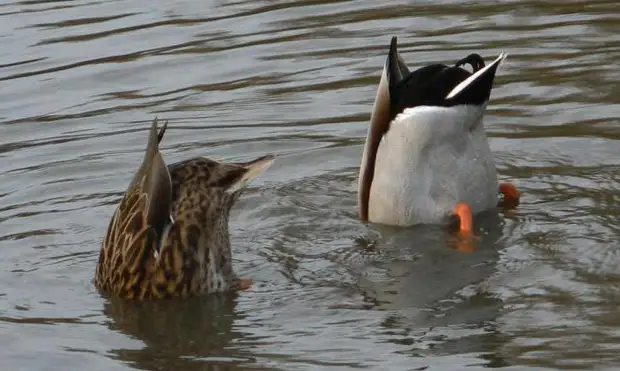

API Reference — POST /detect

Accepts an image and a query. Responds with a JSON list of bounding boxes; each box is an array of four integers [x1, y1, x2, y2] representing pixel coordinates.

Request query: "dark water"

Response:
[[1, 0, 620, 370]]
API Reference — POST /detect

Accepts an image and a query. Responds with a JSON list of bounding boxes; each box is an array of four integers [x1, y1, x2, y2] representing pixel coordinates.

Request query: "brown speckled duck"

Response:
[[94, 118, 274, 300]]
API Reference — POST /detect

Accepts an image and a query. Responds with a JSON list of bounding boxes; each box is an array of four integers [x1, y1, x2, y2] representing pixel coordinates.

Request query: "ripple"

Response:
[[1, 0, 620, 369]]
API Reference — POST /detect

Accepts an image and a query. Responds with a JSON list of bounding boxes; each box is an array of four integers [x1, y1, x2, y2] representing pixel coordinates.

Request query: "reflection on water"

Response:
[[1, 0, 620, 370], [104, 295, 260, 371]]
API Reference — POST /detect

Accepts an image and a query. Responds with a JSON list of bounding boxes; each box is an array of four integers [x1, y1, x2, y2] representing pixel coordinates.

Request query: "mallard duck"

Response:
[[94, 118, 274, 300], [358, 37, 519, 235]]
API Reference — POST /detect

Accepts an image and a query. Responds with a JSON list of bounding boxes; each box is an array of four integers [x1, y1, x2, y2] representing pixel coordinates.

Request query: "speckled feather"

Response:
[[94, 118, 274, 300]]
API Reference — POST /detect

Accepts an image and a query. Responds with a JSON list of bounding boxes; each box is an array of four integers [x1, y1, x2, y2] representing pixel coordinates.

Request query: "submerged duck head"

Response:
[[95, 118, 274, 300], [358, 36, 508, 227]]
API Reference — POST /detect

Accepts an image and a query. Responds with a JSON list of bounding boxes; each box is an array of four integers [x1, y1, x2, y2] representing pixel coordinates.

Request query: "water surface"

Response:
[[1, 0, 620, 370]]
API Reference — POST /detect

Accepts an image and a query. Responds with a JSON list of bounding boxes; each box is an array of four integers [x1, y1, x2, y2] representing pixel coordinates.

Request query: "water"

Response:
[[1, 0, 619, 370]]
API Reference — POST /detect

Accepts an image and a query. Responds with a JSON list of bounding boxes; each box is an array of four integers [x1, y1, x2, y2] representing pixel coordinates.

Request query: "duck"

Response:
[[94, 118, 274, 300], [358, 37, 519, 235]]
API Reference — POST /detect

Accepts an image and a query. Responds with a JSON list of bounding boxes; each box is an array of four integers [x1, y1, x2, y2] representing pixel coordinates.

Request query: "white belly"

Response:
[[367, 107, 499, 226]]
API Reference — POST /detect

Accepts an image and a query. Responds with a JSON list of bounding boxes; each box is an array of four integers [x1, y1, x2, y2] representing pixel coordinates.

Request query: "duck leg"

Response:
[[453, 203, 473, 234], [498, 183, 520, 209], [234, 277, 253, 291], [452, 202, 475, 252]]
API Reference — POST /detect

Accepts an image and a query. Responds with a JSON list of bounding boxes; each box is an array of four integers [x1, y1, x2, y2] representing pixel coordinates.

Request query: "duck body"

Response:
[[368, 105, 498, 226], [358, 37, 514, 228], [94, 119, 274, 300]]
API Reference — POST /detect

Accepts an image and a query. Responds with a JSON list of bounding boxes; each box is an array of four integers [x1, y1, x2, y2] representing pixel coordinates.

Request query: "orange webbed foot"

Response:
[[452, 202, 476, 252], [235, 278, 253, 291], [498, 182, 520, 209]]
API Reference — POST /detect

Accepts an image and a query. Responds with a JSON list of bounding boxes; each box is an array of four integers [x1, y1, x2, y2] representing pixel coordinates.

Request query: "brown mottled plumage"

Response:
[[94, 118, 274, 300]]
